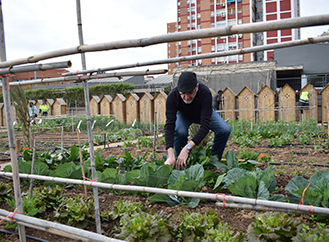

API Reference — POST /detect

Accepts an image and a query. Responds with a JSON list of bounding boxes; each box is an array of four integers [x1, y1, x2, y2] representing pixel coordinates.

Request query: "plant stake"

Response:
[[77, 129, 87, 198]]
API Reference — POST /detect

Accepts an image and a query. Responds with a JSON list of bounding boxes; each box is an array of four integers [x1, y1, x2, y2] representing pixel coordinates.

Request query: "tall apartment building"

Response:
[[167, 0, 300, 74]]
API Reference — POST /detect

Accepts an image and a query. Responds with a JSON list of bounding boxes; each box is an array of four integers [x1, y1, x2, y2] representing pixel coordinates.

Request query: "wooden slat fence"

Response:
[[1, 83, 328, 125]]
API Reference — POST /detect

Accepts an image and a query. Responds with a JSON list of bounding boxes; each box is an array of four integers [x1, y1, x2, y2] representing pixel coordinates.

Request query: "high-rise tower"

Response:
[[167, 0, 300, 74]]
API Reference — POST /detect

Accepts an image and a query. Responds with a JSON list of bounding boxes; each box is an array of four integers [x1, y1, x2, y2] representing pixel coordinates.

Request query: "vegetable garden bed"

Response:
[[0, 119, 329, 241]]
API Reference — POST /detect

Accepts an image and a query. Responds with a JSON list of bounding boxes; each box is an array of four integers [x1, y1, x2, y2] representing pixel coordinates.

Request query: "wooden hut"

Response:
[[321, 84, 329, 124], [257, 85, 275, 122], [300, 83, 318, 122], [153, 91, 167, 125], [222, 87, 236, 121], [52, 98, 67, 116], [112, 94, 126, 122], [99, 95, 113, 116], [126, 93, 140, 124], [237, 86, 255, 121], [0, 103, 3, 126], [90, 95, 101, 115], [278, 84, 296, 122], [139, 93, 154, 124]]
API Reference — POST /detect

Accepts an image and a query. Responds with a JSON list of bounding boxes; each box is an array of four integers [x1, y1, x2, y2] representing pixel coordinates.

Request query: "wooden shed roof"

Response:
[[237, 86, 255, 96], [140, 92, 154, 100], [54, 98, 67, 105], [127, 93, 140, 101], [47, 99, 55, 106], [90, 95, 101, 103], [100, 95, 113, 102], [154, 91, 168, 99], [113, 94, 126, 102]]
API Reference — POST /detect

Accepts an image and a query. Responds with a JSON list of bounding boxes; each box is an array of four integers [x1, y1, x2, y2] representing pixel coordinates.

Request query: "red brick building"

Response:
[[1, 69, 69, 92], [167, 0, 300, 74]]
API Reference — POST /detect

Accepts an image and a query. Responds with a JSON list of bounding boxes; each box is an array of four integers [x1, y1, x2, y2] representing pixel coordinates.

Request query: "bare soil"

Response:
[[0, 131, 329, 241]]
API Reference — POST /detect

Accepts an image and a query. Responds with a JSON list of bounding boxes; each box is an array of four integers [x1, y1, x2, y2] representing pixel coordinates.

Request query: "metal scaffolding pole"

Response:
[[0, 2, 26, 240], [75, 0, 101, 234]]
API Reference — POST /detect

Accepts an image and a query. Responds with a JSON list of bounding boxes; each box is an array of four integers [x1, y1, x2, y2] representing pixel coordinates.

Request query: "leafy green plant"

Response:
[[31, 186, 65, 212], [292, 223, 329, 241], [0, 182, 12, 202], [149, 164, 210, 208], [125, 162, 172, 188], [258, 154, 275, 163], [222, 166, 285, 201], [186, 143, 216, 168], [54, 195, 95, 229], [201, 225, 244, 242], [5, 197, 43, 218], [173, 210, 220, 242], [56, 145, 89, 163], [247, 212, 302, 241], [116, 149, 148, 172], [137, 136, 153, 148], [114, 210, 174, 242], [216, 151, 261, 173], [285, 170, 329, 210], [101, 200, 147, 224]]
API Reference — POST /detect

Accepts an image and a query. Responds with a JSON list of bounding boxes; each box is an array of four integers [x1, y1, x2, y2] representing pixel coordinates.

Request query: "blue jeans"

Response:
[[174, 110, 231, 160]]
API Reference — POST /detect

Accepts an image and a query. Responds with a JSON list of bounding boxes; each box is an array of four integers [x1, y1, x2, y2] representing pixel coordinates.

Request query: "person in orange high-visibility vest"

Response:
[[39, 100, 49, 117]]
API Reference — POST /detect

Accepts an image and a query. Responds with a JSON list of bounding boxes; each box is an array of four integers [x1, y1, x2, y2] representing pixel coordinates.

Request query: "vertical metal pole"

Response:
[[0, 1, 26, 240], [29, 126, 32, 149], [2, 78, 26, 242], [153, 112, 157, 159], [76, 0, 87, 70], [29, 139, 37, 200], [76, 0, 101, 233], [61, 125, 64, 150]]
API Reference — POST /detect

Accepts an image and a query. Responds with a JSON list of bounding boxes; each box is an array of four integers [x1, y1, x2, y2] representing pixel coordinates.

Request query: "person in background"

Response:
[[29, 102, 37, 118], [39, 99, 49, 117], [297, 90, 309, 120], [164, 71, 231, 170], [212, 89, 223, 111]]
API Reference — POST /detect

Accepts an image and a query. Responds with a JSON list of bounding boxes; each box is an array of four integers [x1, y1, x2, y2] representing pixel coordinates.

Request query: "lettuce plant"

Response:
[[292, 223, 329, 241], [54, 195, 95, 229], [173, 210, 239, 242], [247, 212, 302, 241], [114, 210, 174, 242], [101, 200, 147, 224]]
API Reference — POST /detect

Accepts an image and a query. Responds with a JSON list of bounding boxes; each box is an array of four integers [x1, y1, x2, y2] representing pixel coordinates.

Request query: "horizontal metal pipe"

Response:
[[0, 69, 167, 87], [63, 35, 329, 76], [0, 15, 328, 68], [0, 209, 123, 242], [1, 172, 328, 216], [0, 61, 72, 75]]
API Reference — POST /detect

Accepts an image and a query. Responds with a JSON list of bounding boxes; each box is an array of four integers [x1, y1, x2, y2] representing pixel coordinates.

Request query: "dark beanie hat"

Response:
[[177, 71, 197, 93]]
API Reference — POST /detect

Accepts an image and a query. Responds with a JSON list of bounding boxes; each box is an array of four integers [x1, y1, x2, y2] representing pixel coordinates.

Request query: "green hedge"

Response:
[[0, 83, 134, 107]]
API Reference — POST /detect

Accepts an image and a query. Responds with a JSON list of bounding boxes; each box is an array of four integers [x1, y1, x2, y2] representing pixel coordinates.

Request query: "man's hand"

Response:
[[164, 156, 176, 168], [176, 148, 189, 170], [165, 147, 176, 168]]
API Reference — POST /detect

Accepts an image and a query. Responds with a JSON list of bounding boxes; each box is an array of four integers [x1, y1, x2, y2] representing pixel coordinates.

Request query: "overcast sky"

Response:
[[1, 0, 328, 74]]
